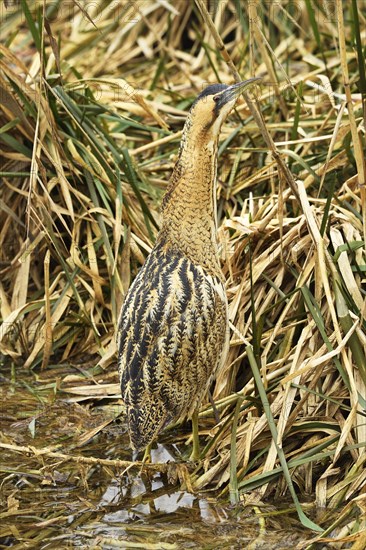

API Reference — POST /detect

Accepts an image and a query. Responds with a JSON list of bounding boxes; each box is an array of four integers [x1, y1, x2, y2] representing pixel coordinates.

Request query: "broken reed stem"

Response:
[[0, 442, 173, 474], [247, 0, 288, 117]]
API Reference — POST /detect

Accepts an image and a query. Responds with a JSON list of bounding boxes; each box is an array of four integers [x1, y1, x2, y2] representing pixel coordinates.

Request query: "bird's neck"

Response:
[[159, 128, 221, 274]]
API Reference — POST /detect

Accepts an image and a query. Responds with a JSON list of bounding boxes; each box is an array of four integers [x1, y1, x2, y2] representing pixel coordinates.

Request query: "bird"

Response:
[[117, 78, 260, 460]]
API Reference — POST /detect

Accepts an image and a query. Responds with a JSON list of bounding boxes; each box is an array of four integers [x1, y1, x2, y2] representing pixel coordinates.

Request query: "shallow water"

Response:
[[0, 367, 329, 549], [73, 480, 314, 549]]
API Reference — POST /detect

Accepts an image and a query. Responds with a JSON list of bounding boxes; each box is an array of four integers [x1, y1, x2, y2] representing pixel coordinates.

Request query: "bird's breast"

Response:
[[117, 242, 228, 414]]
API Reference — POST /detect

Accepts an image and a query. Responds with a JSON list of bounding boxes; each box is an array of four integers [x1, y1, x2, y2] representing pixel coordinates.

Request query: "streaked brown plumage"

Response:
[[117, 79, 260, 453]]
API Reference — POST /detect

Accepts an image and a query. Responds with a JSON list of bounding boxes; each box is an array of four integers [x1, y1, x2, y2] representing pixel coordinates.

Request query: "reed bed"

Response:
[[0, 0, 365, 545]]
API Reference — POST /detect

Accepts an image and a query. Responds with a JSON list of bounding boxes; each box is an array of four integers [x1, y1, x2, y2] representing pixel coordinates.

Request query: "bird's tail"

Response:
[[127, 397, 172, 451]]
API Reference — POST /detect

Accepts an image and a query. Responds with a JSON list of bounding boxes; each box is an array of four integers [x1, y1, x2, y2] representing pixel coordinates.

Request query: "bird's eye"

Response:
[[213, 95, 219, 102]]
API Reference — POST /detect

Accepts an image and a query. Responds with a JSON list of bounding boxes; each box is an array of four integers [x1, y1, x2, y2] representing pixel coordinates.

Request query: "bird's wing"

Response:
[[117, 247, 228, 419]]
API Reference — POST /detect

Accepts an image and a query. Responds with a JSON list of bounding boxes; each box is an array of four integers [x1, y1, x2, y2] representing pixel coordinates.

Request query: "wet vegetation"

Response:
[[0, 0, 365, 548]]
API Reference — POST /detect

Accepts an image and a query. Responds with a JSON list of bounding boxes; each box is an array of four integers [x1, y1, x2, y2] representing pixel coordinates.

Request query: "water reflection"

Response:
[[153, 490, 196, 513], [91, 475, 301, 550], [150, 443, 177, 463], [99, 466, 230, 529], [101, 477, 199, 517], [98, 443, 238, 526]]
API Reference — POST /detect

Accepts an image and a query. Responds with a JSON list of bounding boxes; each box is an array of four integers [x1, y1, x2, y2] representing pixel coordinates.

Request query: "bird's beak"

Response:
[[215, 77, 262, 108]]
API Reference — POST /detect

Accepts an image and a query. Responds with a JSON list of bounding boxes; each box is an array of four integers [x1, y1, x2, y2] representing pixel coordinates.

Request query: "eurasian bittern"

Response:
[[117, 78, 260, 459]]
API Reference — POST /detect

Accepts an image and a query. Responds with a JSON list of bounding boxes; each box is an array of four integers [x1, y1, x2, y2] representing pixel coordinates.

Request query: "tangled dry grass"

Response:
[[0, 0, 365, 545]]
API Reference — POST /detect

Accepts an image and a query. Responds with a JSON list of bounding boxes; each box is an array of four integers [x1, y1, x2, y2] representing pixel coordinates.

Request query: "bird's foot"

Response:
[[189, 449, 201, 463]]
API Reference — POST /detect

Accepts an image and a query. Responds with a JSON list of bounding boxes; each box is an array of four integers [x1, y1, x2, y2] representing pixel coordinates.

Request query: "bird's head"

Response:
[[188, 78, 261, 140]]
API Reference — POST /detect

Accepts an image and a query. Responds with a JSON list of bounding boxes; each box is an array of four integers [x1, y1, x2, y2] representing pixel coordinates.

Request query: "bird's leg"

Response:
[[142, 443, 152, 464], [136, 444, 152, 476], [190, 409, 200, 461]]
